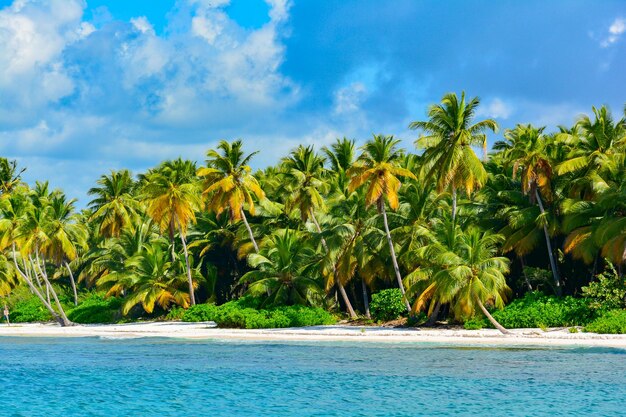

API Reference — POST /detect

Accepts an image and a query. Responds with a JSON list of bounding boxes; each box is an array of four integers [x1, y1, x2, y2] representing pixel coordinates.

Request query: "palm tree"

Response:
[[407, 222, 511, 334], [0, 158, 25, 198], [323, 138, 356, 194], [557, 106, 626, 198], [98, 241, 192, 315], [240, 229, 324, 307], [198, 140, 265, 253], [409, 92, 498, 220], [500, 124, 562, 295], [87, 170, 140, 238], [42, 193, 88, 305], [347, 135, 417, 311], [281, 145, 357, 318], [141, 158, 201, 305]]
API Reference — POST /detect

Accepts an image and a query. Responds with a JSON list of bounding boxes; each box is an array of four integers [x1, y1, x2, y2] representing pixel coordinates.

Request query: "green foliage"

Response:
[[181, 298, 335, 329], [370, 289, 407, 322], [67, 293, 122, 324], [463, 292, 597, 329], [9, 296, 52, 323], [581, 263, 626, 311], [584, 310, 626, 334]]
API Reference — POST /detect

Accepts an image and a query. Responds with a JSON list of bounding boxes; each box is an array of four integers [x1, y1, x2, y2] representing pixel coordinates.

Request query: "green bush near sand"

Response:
[[180, 298, 336, 328], [463, 292, 597, 329], [584, 310, 626, 334], [370, 289, 407, 322], [67, 294, 123, 324], [9, 296, 53, 323]]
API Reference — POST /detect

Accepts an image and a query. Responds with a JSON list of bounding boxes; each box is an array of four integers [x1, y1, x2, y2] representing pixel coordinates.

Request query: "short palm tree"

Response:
[[240, 229, 324, 307], [409, 92, 498, 220], [198, 140, 265, 253], [347, 135, 417, 311], [141, 158, 201, 305], [407, 222, 511, 334]]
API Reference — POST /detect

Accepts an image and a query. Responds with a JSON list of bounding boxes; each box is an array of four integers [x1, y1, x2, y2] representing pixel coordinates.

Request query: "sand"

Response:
[[0, 322, 625, 348]]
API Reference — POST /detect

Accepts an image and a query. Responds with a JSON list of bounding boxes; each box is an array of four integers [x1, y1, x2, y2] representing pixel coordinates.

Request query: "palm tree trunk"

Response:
[[310, 209, 357, 319], [179, 228, 196, 306], [64, 262, 78, 306], [535, 189, 561, 296], [12, 245, 65, 326], [241, 209, 259, 253], [380, 202, 411, 311], [36, 255, 72, 327], [425, 302, 441, 326], [520, 257, 532, 291], [33, 251, 50, 305], [361, 279, 371, 319], [451, 187, 457, 222], [476, 296, 510, 335]]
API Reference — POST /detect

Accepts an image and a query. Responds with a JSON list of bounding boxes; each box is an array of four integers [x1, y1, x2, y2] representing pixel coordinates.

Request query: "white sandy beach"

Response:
[[0, 322, 625, 348]]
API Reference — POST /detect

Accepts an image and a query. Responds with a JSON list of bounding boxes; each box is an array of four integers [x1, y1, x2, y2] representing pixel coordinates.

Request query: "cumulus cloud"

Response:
[[600, 17, 625, 47], [476, 98, 513, 120]]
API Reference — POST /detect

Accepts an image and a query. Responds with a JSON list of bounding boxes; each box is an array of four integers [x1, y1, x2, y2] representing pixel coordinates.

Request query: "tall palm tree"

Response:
[[240, 229, 324, 307], [323, 138, 356, 194], [87, 170, 140, 238], [500, 124, 562, 295], [409, 92, 498, 220], [281, 145, 357, 318], [347, 135, 417, 311], [198, 140, 265, 253], [42, 193, 88, 305], [141, 158, 201, 305], [0, 158, 25, 198]]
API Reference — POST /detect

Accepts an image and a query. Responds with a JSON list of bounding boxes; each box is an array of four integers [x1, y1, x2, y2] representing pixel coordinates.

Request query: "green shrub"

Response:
[[181, 299, 336, 329], [9, 296, 52, 323], [68, 293, 122, 324], [370, 288, 407, 322], [582, 262, 626, 311], [475, 292, 596, 329], [584, 310, 626, 334], [463, 316, 487, 330]]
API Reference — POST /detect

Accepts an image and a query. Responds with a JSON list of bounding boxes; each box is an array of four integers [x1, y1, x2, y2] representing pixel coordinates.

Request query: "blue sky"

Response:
[[0, 0, 625, 204]]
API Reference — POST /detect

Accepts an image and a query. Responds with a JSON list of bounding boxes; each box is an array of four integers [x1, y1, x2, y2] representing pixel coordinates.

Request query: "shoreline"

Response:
[[1, 322, 625, 348]]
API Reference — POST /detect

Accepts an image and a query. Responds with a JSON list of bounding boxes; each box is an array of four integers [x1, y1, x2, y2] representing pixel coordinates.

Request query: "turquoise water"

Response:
[[0, 337, 624, 416]]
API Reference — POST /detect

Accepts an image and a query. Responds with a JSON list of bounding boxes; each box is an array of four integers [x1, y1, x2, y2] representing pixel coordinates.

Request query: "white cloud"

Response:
[[600, 17, 625, 47], [131, 16, 155, 35], [333, 82, 367, 115], [476, 97, 512, 120]]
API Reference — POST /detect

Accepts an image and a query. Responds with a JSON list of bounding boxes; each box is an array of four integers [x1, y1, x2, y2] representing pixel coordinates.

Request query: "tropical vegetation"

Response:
[[1, 93, 625, 333]]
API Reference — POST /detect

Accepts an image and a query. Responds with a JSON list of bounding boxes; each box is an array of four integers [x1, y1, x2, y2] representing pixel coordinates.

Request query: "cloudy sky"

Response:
[[0, 0, 625, 204]]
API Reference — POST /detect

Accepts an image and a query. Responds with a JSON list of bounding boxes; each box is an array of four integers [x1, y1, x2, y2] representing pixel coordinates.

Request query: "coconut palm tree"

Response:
[[347, 134, 417, 311], [0, 158, 25, 198], [141, 158, 201, 305], [240, 229, 324, 307], [98, 241, 192, 315], [42, 193, 88, 305], [281, 145, 357, 318], [500, 124, 562, 294], [87, 170, 140, 238], [407, 221, 511, 334], [409, 92, 498, 220], [557, 106, 626, 199], [198, 140, 265, 253]]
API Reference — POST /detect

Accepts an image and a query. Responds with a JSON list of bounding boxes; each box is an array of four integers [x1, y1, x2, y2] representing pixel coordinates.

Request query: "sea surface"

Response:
[[0, 337, 624, 416]]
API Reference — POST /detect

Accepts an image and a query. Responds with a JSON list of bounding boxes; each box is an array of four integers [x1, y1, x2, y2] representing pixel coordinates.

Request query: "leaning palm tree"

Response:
[[501, 124, 562, 295], [141, 158, 201, 305], [42, 193, 88, 305], [240, 229, 324, 307], [347, 135, 417, 311], [198, 140, 265, 253], [407, 223, 511, 334], [409, 92, 498, 220], [87, 170, 140, 238]]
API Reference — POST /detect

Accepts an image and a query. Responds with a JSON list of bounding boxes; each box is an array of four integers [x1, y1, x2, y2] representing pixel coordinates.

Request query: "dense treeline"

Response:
[[1, 92, 625, 332]]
